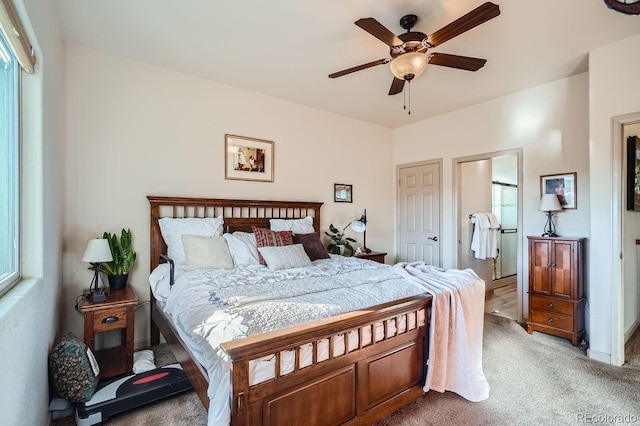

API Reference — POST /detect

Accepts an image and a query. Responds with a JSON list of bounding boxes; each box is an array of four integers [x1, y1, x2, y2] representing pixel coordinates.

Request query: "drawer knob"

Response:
[[547, 318, 554, 323], [102, 316, 119, 324], [548, 303, 554, 308]]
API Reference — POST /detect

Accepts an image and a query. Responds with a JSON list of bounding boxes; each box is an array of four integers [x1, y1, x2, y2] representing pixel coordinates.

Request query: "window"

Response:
[[0, 28, 19, 295]]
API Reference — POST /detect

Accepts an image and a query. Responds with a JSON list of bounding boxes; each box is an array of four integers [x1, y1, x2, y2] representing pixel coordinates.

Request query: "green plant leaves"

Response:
[[325, 223, 356, 254], [100, 228, 136, 275]]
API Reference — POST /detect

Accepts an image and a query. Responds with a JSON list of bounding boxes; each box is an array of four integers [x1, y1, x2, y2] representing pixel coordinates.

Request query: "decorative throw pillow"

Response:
[[158, 216, 224, 264], [48, 332, 100, 403], [252, 227, 294, 265], [181, 235, 234, 271], [269, 216, 315, 234], [223, 232, 261, 267], [293, 233, 330, 261], [258, 244, 312, 271]]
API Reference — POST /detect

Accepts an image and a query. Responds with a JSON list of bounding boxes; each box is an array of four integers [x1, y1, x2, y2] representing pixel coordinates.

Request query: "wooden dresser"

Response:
[[527, 236, 585, 346]]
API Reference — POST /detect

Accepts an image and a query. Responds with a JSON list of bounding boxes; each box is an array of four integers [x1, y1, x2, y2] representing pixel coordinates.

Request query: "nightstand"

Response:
[[355, 251, 387, 264], [79, 286, 138, 378]]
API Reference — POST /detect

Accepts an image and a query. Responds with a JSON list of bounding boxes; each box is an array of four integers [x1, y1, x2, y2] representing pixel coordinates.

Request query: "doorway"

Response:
[[621, 122, 640, 364], [455, 149, 523, 322]]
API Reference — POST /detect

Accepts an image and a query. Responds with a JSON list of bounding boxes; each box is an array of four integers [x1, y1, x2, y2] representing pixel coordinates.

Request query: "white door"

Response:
[[398, 162, 441, 265]]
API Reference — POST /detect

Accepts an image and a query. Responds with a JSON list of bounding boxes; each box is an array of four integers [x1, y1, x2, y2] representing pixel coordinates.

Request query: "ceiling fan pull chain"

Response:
[[407, 80, 411, 115], [403, 85, 407, 111]]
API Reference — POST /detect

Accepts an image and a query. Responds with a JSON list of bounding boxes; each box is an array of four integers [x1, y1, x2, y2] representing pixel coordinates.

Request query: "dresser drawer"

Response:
[[530, 295, 573, 316], [530, 309, 573, 332], [93, 308, 127, 332]]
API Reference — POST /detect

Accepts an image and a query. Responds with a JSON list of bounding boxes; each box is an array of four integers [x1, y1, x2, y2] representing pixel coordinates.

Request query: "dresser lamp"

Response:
[[538, 194, 563, 237], [351, 209, 371, 253], [82, 238, 113, 302]]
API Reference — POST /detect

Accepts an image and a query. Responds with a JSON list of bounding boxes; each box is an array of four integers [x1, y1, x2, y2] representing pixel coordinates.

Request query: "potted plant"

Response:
[[325, 224, 356, 255], [101, 228, 136, 290]]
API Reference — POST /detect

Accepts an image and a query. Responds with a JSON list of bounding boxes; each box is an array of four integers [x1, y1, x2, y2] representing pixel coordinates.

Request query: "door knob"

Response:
[[428, 236, 438, 242]]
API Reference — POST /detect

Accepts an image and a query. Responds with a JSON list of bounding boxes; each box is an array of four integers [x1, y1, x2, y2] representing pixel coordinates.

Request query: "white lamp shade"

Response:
[[351, 220, 366, 233], [82, 239, 113, 263], [538, 194, 563, 212], [390, 52, 428, 80]]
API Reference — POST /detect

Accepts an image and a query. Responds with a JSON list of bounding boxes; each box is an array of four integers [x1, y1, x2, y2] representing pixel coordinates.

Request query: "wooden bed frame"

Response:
[[148, 196, 432, 425]]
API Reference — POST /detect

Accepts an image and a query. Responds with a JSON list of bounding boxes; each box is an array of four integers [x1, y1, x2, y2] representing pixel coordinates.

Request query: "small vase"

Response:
[[338, 245, 345, 255], [107, 273, 129, 290]]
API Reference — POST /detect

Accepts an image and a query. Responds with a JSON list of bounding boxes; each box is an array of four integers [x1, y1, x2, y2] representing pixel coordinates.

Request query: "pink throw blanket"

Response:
[[394, 262, 490, 402]]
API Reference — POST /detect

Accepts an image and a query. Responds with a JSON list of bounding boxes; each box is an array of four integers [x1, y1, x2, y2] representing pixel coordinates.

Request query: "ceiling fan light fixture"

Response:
[[390, 52, 428, 80]]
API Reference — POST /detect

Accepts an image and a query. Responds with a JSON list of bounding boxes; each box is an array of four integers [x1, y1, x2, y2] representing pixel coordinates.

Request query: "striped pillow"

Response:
[[252, 227, 294, 265]]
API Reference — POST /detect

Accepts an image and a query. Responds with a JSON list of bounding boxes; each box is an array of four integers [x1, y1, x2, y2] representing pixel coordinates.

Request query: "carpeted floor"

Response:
[[55, 315, 640, 425]]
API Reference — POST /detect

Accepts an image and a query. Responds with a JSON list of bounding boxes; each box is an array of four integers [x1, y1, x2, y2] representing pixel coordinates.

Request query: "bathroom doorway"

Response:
[[455, 149, 523, 322]]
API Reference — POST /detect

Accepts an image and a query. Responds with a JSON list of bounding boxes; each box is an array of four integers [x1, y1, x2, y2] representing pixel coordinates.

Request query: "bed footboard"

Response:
[[221, 295, 432, 426]]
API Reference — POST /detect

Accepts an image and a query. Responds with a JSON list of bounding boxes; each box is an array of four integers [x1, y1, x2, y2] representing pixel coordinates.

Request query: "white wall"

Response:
[[589, 34, 640, 364], [393, 73, 590, 320], [0, 0, 64, 424], [62, 45, 394, 348]]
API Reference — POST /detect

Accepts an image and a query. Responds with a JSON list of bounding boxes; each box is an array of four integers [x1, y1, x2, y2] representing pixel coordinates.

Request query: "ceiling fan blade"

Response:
[[328, 59, 388, 78], [429, 53, 487, 71], [388, 77, 405, 96], [427, 2, 500, 47], [355, 18, 403, 46]]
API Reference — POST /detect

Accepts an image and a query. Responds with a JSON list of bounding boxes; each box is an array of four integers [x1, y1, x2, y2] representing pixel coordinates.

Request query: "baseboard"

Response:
[[624, 320, 639, 343], [587, 348, 612, 364]]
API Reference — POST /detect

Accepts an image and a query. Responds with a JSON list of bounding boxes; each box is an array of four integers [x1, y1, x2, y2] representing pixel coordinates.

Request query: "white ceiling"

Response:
[[54, 0, 640, 129]]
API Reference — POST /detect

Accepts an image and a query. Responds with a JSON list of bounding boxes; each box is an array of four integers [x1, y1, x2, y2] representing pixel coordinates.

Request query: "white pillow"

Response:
[[158, 216, 224, 264], [257, 244, 312, 271], [181, 235, 234, 271], [269, 216, 315, 234], [223, 232, 260, 267]]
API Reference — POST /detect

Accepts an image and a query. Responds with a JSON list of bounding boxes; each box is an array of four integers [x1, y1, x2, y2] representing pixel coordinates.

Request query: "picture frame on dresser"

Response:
[[225, 134, 274, 182]]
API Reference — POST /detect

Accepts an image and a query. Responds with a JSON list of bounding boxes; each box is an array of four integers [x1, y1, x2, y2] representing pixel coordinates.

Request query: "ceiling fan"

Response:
[[328, 2, 501, 96]]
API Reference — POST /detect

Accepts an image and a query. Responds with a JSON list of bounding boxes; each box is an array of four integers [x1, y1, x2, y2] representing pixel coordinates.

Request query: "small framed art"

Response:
[[626, 136, 640, 211], [540, 172, 577, 209], [334, 184, 352, 203], [225, 134, 274, 182]]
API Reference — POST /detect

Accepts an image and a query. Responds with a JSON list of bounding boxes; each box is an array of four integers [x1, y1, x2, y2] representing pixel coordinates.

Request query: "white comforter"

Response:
[[159, 256, 487, 425]]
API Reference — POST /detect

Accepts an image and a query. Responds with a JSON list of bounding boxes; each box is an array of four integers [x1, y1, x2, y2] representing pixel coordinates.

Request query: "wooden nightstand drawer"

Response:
[[530, 295, 573, 316], [530, 309, 573, 332], [79, 287, 138, 378], [93, 307, 127, 332]]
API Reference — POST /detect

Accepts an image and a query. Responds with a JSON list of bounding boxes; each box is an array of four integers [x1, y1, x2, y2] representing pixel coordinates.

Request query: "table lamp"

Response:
[[82, 238, 113, 302], [538, 194, 562, 237], [351, 209, 370, 253]]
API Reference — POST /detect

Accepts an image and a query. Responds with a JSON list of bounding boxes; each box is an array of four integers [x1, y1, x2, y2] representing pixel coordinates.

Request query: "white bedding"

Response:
[[151, 256, 487, 425]]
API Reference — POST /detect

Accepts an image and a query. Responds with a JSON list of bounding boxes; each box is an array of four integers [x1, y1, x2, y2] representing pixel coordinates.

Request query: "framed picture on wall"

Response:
[[334, 184, 352, 203], [540, 172, 577, 209], [626, 136, 640, 211], [225, 134, 274, 182]]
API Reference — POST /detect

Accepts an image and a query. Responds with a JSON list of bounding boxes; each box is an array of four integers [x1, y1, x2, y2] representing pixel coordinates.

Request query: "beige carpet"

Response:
[[56, 315, 640, 425]]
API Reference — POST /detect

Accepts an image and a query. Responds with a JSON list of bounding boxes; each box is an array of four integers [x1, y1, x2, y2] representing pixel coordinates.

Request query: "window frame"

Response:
[[0, 28, 20, 296]]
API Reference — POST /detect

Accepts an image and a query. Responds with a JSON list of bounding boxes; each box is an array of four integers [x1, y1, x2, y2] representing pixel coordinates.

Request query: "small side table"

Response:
[[79, 286, 138, 378], [355, 251, 387, 264]]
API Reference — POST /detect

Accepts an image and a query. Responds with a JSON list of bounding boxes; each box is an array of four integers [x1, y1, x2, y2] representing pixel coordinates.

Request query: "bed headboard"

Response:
[[147, 196, 323, 272]]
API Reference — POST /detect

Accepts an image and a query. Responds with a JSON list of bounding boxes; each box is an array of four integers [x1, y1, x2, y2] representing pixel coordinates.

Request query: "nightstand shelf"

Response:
[[355, 251, 387, 264], [79, 286, 138, 378]]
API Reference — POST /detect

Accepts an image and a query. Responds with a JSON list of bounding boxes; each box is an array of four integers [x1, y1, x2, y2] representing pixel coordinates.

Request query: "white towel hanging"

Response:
[[470, 213, 500, 260]]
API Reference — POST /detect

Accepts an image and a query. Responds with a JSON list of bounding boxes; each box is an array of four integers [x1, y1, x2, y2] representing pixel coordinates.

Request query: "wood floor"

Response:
[[485, 276, 517, 320]]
